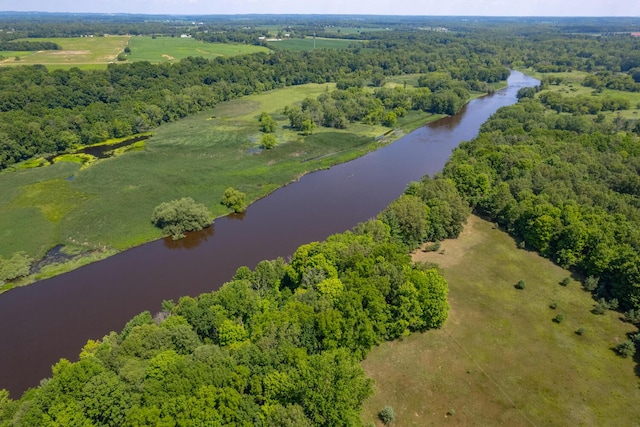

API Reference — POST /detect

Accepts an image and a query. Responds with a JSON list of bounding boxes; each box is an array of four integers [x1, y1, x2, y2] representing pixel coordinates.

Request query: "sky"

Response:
[[1, 0, 639, 17]]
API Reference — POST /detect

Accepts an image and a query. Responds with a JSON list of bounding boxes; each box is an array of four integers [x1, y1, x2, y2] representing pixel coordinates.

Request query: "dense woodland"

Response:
[[1, 14, 640, 425]]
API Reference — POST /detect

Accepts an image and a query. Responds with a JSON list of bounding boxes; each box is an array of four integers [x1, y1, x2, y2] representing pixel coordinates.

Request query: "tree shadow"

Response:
[[163, 225, 214, 250]]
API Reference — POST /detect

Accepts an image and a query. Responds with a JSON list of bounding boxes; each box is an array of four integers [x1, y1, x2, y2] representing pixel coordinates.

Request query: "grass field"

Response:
[[0, 36, 130, 69], [0, 82, 442, 290], [126, 36, 269, 62], [268, 36, 363, 51], [0, 36, 269, 69], [361, 215, 640, 426]]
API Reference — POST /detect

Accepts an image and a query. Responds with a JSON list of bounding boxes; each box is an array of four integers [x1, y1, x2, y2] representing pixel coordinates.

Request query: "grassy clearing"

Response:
[[519, 68, 640, 120], [361, 215, 640, 426], [0, 36, 130, 68], [126, 36, 269, 63], [0, 82, 435, 289], [268, 37, 363, 51]]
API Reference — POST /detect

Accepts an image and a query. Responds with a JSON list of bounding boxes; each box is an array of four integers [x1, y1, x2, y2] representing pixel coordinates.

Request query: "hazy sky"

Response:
[[2, 0, 639, 17]]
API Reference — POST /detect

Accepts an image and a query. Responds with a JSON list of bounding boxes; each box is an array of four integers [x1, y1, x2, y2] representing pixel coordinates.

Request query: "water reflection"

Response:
[[163, 225, 215, 250]]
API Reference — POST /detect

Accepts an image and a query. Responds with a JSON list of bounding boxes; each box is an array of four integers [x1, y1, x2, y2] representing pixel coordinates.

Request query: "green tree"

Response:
[[221, 187, 247, 213], [261, 133, 277, 149], [151, 197, 211, 240], [259, 112, 277, 133]]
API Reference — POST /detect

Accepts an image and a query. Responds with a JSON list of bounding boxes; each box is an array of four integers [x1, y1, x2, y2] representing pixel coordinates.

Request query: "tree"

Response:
[[151, 197, 211, 240], [221, 187, 247, 213], [261, 133, 277, 149], [379, 405, 396, 425], [259, 112, 277, 133]]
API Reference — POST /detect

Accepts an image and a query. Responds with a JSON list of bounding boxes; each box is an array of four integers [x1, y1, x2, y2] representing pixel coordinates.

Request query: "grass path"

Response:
[[361, 215, 640, 426]]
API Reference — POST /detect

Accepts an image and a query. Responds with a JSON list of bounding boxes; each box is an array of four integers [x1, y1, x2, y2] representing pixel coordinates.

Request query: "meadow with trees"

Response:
[[1, 13, 640, 425]]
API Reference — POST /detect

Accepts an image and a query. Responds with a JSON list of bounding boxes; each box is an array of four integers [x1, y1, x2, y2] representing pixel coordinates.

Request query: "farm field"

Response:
[[268, 36, 363, 51], [361, 215, 640, 426], [0, 36, 130, 69], [126, 36, 270, 62], [0, 36, 270, 69]]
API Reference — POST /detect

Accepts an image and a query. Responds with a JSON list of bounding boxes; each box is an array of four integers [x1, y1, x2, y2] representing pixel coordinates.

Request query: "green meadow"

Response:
[[126, 36, 270, 62], [362, 215, 640, 426], [0, 36, 269, 70], [0, 82, 439, 290]]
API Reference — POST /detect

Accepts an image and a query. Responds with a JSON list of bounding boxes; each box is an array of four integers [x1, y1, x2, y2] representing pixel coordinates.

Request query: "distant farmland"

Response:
[[0, 36, 270, 69], [126, 36, 270, 62], [268, 36, 363, 51]]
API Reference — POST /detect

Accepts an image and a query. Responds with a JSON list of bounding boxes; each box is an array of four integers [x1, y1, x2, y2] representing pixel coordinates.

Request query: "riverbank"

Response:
[[0, 82, 449, 293]]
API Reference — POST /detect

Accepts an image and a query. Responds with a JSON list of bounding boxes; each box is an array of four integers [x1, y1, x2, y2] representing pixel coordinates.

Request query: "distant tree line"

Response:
[[0, 41, 60, 51]]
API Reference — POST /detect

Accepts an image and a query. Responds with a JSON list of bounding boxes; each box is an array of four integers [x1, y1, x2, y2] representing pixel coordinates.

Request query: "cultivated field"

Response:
[[0, 36, 269, 69], [362, 215, 640, 426], [126, 36, 269, 62], [0, 36, 130, 69]]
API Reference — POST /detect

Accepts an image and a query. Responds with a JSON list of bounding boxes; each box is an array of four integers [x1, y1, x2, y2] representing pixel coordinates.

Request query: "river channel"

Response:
[[0, 71, 538, 397]]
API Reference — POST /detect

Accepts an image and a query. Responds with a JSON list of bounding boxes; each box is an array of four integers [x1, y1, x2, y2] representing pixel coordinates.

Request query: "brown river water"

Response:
[[0, 71, 538, 397]]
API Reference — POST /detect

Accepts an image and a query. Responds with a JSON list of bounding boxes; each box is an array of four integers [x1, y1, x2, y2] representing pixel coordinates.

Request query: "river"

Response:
[[0, 71, 538, 397]]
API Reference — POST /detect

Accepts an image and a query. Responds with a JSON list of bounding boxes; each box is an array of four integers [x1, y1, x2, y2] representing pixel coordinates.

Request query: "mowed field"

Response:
[[0, 36, 130, 69], [0, 36, 269, 69], [126, 36, 269, 62], [361, 215, 640, 426]]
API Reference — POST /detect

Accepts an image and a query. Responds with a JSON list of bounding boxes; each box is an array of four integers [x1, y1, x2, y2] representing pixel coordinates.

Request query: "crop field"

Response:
[[268, 36, 363, 51], [126, 36, 269, 62], [0, 82, 408, 288], [361, 215, 640, 426]]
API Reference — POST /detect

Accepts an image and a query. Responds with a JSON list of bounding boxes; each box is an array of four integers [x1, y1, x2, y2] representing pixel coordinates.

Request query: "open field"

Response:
[[0, 36, 130, 68], [126, 36, 270, 62], [0, 36, 269, 69], [362, 215, 640, 426], [268, 36, 363, 51], [0, 82, 440, 290]]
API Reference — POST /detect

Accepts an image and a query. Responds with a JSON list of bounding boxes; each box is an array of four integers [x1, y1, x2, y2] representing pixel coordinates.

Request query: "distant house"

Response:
[[180, 34, 192, 39], [632, 32, 640, 37]]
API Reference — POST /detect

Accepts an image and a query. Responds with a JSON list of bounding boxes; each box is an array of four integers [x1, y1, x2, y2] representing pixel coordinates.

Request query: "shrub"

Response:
[[583, 276, 599, 292], [549, 301, 558, 310], [575, 327, 586, 336], [151, 197, 211, 240], [553, 313, 565, 323], [221, 187, 247, 213], [261, 133, 277, 149], [560, 277, 570, 286], [615, 340, 636, 358], [623, 309, 640, 324], [515, 280, 526, 290], [379, 406, 396, 425], [0, 252, 34, 283]]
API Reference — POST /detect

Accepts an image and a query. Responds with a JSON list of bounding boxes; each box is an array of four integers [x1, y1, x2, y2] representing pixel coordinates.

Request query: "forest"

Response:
[[1, 13, 640, 426]]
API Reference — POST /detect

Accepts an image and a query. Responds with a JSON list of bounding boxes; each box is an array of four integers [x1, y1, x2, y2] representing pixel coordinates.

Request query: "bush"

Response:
[[560, 277, 570, 286], [515, 280, 526, 290], [549, 301, 558, 310], [553, 313, 565, 323], [623, 309, 640, 324], [0, 252, 34, 283], [615, 340, 636, 358], [583, 276, 599, 292], [221, 187, 247, 213], [378, 406, 396, 425], [575, 327, 586, 336], [261, 133, 277, 149], [151, 197, 211, 240]]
